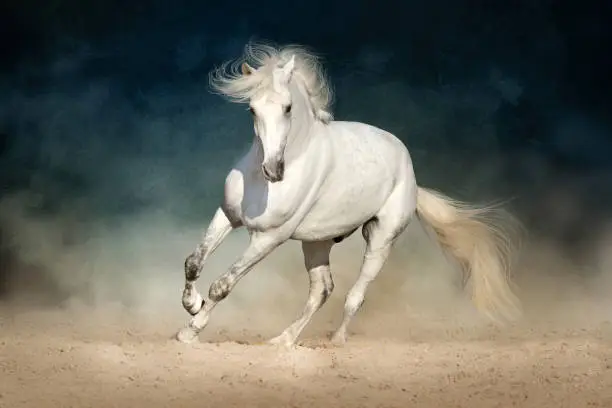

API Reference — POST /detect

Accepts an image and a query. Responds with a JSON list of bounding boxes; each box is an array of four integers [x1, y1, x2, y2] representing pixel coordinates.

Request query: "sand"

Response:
[[3, 212, 612, 407], [1, 300, 612, 408]]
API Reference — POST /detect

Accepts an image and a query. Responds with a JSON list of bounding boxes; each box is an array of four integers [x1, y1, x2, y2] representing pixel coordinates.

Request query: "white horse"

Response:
[[176, 42, 522, 347]]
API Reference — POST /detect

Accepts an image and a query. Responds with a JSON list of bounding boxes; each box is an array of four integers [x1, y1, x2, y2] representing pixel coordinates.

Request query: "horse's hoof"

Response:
[[329, 332, 346, 347], [176, 327, 199, 344], [267, 332, 297, 350]]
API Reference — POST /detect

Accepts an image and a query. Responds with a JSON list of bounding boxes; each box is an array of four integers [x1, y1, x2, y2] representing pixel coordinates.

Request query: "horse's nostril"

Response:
[[262, 164, 271, 180], [277, 160, 285, 176]]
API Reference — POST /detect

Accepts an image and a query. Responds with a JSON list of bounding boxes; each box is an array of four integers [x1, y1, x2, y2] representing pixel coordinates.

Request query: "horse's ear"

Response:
[[241, 62, 254, 76], [281, 55, 296, 77]]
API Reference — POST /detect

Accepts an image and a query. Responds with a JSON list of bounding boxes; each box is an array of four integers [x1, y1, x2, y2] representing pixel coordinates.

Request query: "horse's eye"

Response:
[[248, 107, 255, 115], [284, 104, 292, 115]]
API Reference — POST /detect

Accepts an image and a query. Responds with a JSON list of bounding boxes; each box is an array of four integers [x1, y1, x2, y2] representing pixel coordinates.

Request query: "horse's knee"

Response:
[[184, 253, 201, 281], [309, 263, 334, 303], [322, 272, 335, 301]]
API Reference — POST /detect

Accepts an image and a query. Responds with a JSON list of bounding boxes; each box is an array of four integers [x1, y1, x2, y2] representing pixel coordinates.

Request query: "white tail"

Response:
[[416, 186, 522, 323]]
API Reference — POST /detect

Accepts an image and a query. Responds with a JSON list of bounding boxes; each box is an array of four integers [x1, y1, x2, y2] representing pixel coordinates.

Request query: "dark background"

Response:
[[0, 0, 611, 300]]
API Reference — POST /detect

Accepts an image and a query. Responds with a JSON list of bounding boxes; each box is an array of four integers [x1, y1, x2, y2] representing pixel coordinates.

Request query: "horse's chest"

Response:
[[238, 178, 294, 230], [241, 181, 268, 222]]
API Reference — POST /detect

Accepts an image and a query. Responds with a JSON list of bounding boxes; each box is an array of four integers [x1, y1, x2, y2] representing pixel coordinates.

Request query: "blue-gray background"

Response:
[[1, 0, 611, 312]]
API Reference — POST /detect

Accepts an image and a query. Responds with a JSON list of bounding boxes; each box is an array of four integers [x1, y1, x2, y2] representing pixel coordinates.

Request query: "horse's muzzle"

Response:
[[262, 159, 285, 183]]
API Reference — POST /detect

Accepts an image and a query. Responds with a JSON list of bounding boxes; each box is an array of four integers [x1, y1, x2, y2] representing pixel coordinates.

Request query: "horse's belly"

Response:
[[291, 186, 389, 241], [291, 216, 366, 242]]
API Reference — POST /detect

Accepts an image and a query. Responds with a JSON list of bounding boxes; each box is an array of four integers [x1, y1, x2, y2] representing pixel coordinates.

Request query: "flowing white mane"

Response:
[[209, 42, 334, 123]]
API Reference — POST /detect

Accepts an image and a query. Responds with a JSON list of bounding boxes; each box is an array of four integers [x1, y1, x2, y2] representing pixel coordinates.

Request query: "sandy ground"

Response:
[[3, 212, 612, 407], [2, 302, 612, 408]]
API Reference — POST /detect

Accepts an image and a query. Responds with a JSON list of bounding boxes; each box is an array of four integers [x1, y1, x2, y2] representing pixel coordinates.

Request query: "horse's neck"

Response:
[[284, 113, 317, 162]]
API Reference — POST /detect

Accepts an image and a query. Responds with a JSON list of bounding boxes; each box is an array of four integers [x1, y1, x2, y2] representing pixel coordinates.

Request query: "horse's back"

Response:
[[327, 120, 413, 177], [330, 120, 410, 155]]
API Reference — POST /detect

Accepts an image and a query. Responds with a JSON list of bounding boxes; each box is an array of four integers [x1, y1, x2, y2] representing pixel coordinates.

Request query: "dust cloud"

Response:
[[2, 174, 612, 344], [1, 59, 612, 343]]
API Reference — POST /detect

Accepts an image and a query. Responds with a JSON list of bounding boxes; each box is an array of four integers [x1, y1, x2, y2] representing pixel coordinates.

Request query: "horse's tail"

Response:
[[415, 186, 522, 323]]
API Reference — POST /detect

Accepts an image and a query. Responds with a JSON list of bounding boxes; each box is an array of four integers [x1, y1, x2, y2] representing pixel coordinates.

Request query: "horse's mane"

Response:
[[209, 41, 334, 123]]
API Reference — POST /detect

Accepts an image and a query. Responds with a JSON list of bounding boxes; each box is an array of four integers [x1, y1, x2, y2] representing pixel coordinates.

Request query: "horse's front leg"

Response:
[[181, 207, 238, 316], [176, 230, 286, 343]]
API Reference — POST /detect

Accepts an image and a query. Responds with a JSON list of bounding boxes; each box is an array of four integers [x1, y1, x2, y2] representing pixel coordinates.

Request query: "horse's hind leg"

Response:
[[331, 185, 415, 345], [268, 240, 334, 348]]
